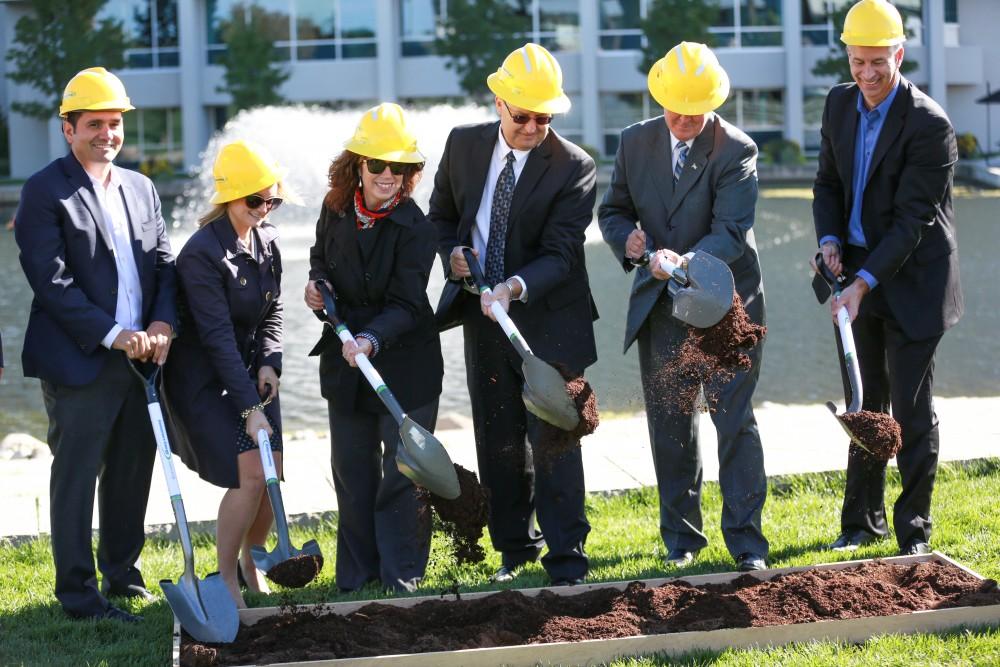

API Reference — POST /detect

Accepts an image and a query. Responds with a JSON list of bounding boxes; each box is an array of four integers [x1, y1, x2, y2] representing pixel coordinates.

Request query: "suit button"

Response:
[[364, 273, 372, 281], [265, 291, 272, 302], [361, 300, 369, 306], [240, 277, 247, 286], [111, 288, 118, 295]]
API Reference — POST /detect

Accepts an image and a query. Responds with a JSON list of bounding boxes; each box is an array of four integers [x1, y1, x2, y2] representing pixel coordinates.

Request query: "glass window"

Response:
[[600, 92, 647, 155], [539, 0, 580, 52], [118, 107, 183, 169], [944, 0, 957, 23], [98, 0, 179, 69], [400, 0, 442, 56], [296, 0, 336, 40]]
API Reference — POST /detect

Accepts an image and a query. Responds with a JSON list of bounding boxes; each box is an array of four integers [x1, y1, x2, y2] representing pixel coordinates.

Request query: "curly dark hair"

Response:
[[323, 151, 423, 214]]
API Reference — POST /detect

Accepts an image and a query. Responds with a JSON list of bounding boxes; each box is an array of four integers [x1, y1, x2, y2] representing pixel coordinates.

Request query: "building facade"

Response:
[[0, 0, 997, 178]]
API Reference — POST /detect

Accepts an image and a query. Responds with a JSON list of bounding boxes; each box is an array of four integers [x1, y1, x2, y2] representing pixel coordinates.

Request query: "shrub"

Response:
[[761, 138, 805, 166]]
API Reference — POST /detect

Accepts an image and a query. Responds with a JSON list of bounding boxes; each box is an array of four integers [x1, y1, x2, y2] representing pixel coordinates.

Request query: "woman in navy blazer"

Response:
[[165, 141, 290, 607]]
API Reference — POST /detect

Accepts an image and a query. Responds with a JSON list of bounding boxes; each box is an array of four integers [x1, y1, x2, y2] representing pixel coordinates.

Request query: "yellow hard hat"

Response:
[[59, 67, 135, 117], [210, 140, 286, 205], [647, 42, 730, 116], [487, 43, 571, 115], [841, 0, 906, 47], [344, 103, 425, 163]]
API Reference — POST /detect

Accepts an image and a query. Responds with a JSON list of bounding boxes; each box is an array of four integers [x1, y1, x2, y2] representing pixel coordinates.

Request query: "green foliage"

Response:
[[761, 138, 805, 165], [434, 0, 531, 103], [956, 132, 982, 159], [639, 0, 717, 76], [138, 156, 175, 180], [216, 3, 290, 114], [811, 5, 918, 83], [4, 0, 127, 120]]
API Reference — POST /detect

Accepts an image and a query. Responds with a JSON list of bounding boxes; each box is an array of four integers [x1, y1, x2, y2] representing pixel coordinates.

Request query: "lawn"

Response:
[[1, 459, 998, 667]]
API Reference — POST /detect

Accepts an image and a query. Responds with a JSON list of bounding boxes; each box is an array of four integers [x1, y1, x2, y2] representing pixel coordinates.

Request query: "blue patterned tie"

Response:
[[673, 141, 688, 184], [485, 152, 516, 286]]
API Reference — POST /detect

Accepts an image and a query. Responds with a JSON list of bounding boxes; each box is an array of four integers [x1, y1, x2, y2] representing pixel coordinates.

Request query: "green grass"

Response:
[[2, 459, 998, 666]]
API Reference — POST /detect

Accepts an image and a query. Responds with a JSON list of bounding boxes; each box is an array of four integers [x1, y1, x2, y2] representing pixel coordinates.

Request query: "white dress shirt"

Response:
[[90, 167, 144, 348]]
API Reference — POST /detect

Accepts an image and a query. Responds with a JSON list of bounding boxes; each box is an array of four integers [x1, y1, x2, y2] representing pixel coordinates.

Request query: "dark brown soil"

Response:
[[658, 294, 766, 413], [418, 465, 491, 565], [180, 560, 1000, 666], [265, 553, 324, 588], [533, 363, 600, 467], [841, 410, 903, 462]]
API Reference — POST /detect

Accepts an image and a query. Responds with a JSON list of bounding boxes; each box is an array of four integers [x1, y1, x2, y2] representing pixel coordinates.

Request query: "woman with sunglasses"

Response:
[[164, 140, 293, 607], [303, 103, 442, 593]]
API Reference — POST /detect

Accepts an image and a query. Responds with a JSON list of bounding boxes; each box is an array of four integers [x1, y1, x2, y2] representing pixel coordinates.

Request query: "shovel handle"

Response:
[[256, 430, 293, 553], [641, 249, 686, 284], [835, 303, 864, 413], [461, 247, 533, 356]]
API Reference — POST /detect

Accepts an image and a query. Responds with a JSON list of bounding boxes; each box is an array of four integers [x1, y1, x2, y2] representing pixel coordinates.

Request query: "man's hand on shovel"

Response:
[[649, 248, 685, 281]]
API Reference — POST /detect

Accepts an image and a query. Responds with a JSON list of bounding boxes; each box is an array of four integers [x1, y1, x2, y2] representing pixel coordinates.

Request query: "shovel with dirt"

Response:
[[250, 417, 324, 588], [314, 281, 461, 500], [643, 249, 735, 328], [125, 359, 239, 644], [812, 253, 902, 461]]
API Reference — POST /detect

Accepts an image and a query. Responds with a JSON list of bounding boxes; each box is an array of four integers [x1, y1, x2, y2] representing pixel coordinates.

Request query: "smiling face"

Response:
[[848, 44, 904, 109], [664, 111, 708, 142], [226, 183, 280, 234], [360, 159, 403, 209], [64, 110, 124, 169]]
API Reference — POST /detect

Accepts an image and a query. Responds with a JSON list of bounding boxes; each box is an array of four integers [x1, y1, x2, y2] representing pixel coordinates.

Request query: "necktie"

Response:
[[673, 141, 688, 184], [485, 152, 516, 286]]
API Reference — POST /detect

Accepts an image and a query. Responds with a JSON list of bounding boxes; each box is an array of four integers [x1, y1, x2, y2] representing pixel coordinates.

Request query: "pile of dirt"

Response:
[[265, 553, 324, 588], [659, 294, 766, 413], [181, 559, 1000, 666], [418, 464, 490, 565], [840, 410, 903, 461], [533, 363, 600, 467]]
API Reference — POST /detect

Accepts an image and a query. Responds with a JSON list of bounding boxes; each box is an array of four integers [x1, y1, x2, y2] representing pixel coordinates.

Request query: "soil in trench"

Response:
[[180, 559, 1000, 666]]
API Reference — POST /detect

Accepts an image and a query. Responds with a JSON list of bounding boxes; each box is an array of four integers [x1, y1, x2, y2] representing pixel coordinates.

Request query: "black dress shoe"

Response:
[[665, 548, 699, 567], [491, 565, 518, 583], [551, 577, 585, 587], [69, 605, 142, 624], [829, 530, 880, 552], [900, 541, 931, 556], [736, 553, 767, 572], [104, 583, 156, 602]]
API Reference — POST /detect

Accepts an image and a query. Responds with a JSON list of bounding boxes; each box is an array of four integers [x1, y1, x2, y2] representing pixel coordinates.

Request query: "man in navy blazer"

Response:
[[15, 67, 177, 622]]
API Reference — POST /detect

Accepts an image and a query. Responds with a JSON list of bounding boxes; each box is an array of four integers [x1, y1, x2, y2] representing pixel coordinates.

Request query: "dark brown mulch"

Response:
[[841, 410, 904, 462], [656, 294, 766, 414], [533, 363, 600, 468], [180, 560, 1000, 666], [417, 465, 491, 565], [265, 554, 323, 589]]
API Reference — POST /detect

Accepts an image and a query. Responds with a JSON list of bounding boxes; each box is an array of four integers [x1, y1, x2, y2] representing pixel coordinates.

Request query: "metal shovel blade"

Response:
[[162, 572, 239, 643], [395, 416, 461, 499], [249, 538, 324, 577], [670, 250, 735, 328], [825, 402, 873, 455], [521, 355, 580, 432]]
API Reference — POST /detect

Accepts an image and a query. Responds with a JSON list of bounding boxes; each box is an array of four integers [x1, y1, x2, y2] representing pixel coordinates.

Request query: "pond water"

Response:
[[1, 188, 997, 438]]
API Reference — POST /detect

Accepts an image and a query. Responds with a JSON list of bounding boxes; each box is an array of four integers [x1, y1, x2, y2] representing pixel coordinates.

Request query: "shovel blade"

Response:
[[521, 356, 580, 431], [825, 401, 873, 454], [250, 543, 286, 574], [162, 572, 239, 644], [395, 416, 461, 499], [671, 251, 735, 328]]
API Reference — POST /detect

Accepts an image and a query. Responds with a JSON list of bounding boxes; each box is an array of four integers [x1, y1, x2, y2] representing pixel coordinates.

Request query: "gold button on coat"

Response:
[[239, 276, 247, 286]]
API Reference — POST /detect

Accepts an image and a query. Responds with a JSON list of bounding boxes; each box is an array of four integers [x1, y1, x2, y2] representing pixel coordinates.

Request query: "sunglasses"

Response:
[[244, 194, 283, 211], [503, 101, 553, 126], [364, 159, 421, 176]]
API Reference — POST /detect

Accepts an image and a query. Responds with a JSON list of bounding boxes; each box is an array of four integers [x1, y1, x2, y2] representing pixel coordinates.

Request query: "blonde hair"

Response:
[[197, 180, 296, 227]]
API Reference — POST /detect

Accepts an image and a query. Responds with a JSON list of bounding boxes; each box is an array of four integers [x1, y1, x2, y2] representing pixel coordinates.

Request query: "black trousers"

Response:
[[462, 300, 590, 582], [837, 247, 943, 549], [40, 354, 156, 616], [327, 399, 435, 593], [637, 289, 769, 560]]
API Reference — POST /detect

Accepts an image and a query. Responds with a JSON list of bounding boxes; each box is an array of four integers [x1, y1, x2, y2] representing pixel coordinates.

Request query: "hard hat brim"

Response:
[[210, 167, 288, 205], [647, 67, 731, 116], [343, 142, 426, 164], [840, 32, 906, 46], [59, 100, 136, 117], [487, 73, 571, 115]]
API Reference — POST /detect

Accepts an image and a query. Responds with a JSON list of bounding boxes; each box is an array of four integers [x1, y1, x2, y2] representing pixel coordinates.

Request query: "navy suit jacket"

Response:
[[15, 153, 177, 386]]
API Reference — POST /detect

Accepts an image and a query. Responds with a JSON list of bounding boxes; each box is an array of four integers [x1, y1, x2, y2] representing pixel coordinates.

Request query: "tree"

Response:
[[5, 0, 127, 120], [811, 4, 917, 83], [434, 0, 531, 103], [217, 3, 290, 113], [639, 0, 717, 76]]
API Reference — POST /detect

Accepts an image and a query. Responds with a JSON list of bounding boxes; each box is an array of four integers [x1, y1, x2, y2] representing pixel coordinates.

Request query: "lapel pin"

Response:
[[692, 164, 698, 170]]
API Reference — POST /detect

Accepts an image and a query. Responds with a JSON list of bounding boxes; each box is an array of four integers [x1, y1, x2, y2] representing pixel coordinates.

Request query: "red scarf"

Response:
[[354, 188, 402, 230]]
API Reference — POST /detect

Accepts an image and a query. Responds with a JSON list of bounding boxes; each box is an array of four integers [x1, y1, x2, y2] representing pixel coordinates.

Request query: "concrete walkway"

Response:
[[2, 397, 998, 540]]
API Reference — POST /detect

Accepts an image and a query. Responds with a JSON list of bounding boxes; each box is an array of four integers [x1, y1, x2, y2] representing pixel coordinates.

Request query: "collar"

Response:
[[85, 164, 122, 191], [857, 79, 900, 117], [213, 214, 279, 260], [668, 128, 697, 153]]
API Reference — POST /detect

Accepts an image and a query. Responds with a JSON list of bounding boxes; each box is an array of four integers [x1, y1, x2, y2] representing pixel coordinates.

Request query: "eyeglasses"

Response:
[[364, 159, 422, 176], [245, 194, 283, 211], [503, 101, 553, 126]]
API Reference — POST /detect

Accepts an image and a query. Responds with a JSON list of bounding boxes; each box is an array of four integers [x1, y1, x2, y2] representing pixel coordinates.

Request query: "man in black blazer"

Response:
[[431, 43, 597, 586], [599, 42, 769, 573], [15, 68, 177, 622], [812, 0, 962, 556]]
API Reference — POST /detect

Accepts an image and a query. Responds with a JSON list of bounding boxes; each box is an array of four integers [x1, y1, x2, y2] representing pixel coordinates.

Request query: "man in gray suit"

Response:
[[599, 42, 768, 572]]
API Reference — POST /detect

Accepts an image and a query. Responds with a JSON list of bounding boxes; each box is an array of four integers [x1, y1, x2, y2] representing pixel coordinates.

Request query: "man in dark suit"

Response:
[[599, 42, 768, 573], [431, 43, 597, 586], [812, 0, 962, 556], [14, 67, 177, 622]]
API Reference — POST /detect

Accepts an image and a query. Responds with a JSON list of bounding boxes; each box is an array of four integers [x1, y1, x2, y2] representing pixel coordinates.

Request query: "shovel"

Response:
[[313, 281, 461, 500], [643, 249, 735, 328], [461, 247, 580, 431], [125, 359, 239, 644], [811, 253, 870, 453], [249, 426, 323, 586]]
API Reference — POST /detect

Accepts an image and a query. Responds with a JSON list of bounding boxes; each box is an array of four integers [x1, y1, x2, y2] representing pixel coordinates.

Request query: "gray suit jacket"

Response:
[[599, 114, 764, 352]]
